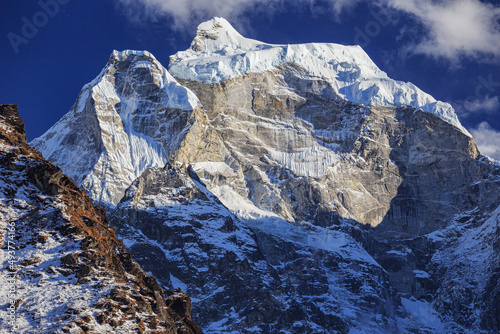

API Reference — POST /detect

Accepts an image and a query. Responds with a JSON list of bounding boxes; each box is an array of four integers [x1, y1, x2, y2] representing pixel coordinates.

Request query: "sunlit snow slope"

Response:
[[169, 17, 468, 135], [31, 50, 199, 205]]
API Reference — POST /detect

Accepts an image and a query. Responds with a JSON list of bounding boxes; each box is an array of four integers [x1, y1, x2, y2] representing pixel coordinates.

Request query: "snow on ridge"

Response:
[[190, 17, 269, 53], [169, 17, 469, 136], [109, 49, 200, 111], [31, 48, 202, 205], [82, 49, 199, 112]]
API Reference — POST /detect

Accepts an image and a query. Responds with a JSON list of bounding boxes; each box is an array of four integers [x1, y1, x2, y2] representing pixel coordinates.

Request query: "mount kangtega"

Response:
[[2, 17, 500, 333]]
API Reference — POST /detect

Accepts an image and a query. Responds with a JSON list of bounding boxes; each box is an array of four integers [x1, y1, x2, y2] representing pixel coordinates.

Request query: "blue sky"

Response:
[[1, 0, 500, 158]]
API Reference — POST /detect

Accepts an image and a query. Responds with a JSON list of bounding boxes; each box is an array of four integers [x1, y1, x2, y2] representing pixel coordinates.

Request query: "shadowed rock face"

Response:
[[111, 163, 402, 333], [0, 104, 202, 334], [376, 108, 484, 237]]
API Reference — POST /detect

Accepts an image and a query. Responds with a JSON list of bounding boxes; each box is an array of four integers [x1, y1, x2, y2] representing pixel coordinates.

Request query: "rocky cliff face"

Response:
[[0, 104, 201, 333], [31, 18, 500, 333], [176, 67, 490, 237]]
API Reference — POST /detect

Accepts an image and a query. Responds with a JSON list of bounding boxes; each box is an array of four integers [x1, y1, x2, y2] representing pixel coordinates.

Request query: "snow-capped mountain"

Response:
[[170, 17, 467, 135], [0, 104, 202, 333], [31, 17, 500, 333], [31, 50, 199, 205]]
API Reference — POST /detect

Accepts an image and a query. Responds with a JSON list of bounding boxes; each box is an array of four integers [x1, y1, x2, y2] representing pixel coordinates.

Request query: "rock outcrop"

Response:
[[0, 104, 202, 334]]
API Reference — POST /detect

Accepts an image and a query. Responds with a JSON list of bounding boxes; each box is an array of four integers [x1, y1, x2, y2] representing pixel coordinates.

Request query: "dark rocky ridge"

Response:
[[0, 104, 202, 334]]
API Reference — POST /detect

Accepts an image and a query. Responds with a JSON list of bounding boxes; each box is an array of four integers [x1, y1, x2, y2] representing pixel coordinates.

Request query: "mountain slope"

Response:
[[110, 163, 408, 333], [31, 50, 199, 205], [174, 67, 489, 236], [0, 104, 201, 333]]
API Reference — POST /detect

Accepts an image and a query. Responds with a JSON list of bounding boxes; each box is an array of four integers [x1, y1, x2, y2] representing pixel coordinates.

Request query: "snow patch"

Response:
[[170, 273, 188, 291], [413, 270, 430, 279], [400, 298, 447, 332]]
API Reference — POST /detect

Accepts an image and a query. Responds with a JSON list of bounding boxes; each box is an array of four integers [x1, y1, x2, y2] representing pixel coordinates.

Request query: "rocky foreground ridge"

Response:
[[0, 104, 202, 333], [31, 18, 500, 333]]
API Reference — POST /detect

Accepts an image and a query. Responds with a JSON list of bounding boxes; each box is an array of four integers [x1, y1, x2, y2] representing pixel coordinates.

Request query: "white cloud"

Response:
[[470, 122, 500, 160], [115, 0, 500, 62], [328, 0, 362, 19], [114, 0, 360, 30], [384, 0, 500, 61], [464, 96, 500, 113], [456, 95, 500, 117], [115, 0, 277, 29]]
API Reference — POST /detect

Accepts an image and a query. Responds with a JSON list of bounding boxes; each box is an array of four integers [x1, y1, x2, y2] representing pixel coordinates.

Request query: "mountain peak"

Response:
[[189, 17, 272, 53], [170, 19, 468, 135], [108, 49, 158, 64], [31, 48, 199, 205]]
